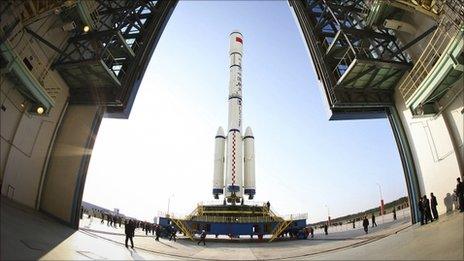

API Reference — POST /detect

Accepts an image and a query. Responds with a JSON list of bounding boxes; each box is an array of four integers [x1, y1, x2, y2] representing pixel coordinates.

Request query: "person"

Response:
[[197, 230, 207, 246], [362, 216, 369, 234], [125, 220, 135, 248], [418, 197, 425, 225], [430, 193, 439, 220], [371, 213, 377, 227], [393, 207, 397, 220], [323, 224, 328, 235], [169, 226, 177, 242], [423, 195, 433, 223], [456, 177, 464, 212], [352, 219, 355, 229], [266, 201, 270, 209], [155, 225, 160, 241]]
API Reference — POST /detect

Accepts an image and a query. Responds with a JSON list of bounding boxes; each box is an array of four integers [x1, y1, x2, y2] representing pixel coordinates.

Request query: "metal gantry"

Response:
[[52, 0, 177, 117], [290, 0, 413, 118]]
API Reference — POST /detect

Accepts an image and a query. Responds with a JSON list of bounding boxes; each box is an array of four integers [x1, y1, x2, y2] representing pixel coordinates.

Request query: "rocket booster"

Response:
[[212, 32, 256, 202]]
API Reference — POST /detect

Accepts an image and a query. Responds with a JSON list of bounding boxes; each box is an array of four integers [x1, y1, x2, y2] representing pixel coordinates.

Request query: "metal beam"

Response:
[[24, 27, 65, 55], [393, 24, 438, 57]]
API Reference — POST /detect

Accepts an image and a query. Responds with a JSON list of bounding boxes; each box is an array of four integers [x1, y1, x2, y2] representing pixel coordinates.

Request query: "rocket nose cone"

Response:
[[217, 127, 225, 136], [245, 127, 253, 136], [230, 30, 243, 36]]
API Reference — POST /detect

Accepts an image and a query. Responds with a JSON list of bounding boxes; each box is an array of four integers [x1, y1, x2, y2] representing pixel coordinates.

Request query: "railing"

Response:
[[170, 218, 194, 241], [283, 213, 308, 221], [398, 13, 462, 102], [190, 215, 277, 223], [269, 219, 293, 242], [332, 48, 357, 80]]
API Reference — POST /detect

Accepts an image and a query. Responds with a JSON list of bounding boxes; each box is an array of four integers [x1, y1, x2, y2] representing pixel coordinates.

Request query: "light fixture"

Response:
[[83, 25, 90, 33], [36, 106, 45, 115]]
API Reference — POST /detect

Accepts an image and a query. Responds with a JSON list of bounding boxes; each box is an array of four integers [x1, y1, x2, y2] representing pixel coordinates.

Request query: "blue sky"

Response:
[[83, 1, 407, 222]]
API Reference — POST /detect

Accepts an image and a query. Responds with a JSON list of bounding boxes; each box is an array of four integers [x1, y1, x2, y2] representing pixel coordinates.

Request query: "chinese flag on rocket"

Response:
[[236, 37, 243, 44]]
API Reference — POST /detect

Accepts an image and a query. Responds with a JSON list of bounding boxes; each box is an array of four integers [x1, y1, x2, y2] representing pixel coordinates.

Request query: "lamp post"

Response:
[[167, 194, 174, 217], [376, 182, 385, 223], [324, 204, 330, 226]]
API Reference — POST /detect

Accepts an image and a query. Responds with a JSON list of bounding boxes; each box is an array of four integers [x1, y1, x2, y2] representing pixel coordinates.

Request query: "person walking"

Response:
[[352, 219, 355, 229], [393, 208, 397, 220], [125, 220, 135, 248], [323, 224, 328, 235], [155, 225, 160, 241], [456, 177, 464, 212], [362, 216, 369, 234], [418, 197, 425, 225], [169, 226, 177, 242], [423, 195, 433, 223], [371, 213, 377, 227], [197, 230, 207, 246], [430, 193, 439, 220]]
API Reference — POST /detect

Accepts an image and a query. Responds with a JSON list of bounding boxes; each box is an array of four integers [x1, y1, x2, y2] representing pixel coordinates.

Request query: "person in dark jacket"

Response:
[[323, 224, 328, 235], [362, 216, 369, 234], [371, 213, 377, 227], [197, 230, 207, 246], [169, 226, 177, 242], [393, 207, 397, 220], [418, 198, 425, 225], [456, 177, 464, 212], [430, 193, 439, 220], [423, 195, 433, 223], [155, 225, 160, 241], [125, 220, 135, 248]]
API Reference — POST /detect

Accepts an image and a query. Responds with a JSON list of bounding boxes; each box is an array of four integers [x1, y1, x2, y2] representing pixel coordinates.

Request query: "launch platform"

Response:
[[159, 202, 307, 242]]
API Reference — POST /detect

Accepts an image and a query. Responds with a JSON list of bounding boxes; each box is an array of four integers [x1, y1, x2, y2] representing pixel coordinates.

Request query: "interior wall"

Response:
[[39, 105, 103, 227], [0, 4, 71, 209], [394, 88, 463, 215], [0, 66, 69, 210], [392, 9, 463, 215]]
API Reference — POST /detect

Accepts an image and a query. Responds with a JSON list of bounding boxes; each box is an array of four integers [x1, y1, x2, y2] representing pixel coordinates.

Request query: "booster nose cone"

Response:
[[245, 127, 253, 137], [216, 127, 225, 137]]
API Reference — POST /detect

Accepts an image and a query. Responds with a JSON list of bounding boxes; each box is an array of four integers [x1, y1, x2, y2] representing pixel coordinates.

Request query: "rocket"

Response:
[[212, 32, 256, 203]]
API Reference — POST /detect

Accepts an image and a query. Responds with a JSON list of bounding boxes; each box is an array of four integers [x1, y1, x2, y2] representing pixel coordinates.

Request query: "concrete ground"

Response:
[[1, 197, 463, 260]]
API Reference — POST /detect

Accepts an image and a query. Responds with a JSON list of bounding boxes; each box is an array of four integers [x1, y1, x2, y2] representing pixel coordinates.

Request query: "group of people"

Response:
[[87, 177, 464, 250], [418, 193, 439, 225], [100, 213, 123, 228], [124, 220, 163, 248]]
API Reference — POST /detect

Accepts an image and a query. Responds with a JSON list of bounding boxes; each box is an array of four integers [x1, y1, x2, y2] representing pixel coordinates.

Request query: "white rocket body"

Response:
[[243, 127, 255, 199], [212, 32, 256, 202], [212, 127, 226, 198]]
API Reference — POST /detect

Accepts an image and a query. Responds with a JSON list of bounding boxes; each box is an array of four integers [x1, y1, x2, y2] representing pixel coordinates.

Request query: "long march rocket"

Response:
[[212, 32, 256, 203]]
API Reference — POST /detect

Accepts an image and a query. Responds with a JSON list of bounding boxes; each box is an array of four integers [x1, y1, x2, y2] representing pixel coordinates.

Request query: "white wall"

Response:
[[0, 9, 70, 209], [40, 105, 102, 224], [392, 8, 463, 215], [0, 64, 69, 209], [394, 81, 463, 215]]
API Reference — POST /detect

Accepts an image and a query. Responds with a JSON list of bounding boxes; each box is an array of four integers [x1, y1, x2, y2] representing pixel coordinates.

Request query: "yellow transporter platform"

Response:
[[161, 203, 307, 242]]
